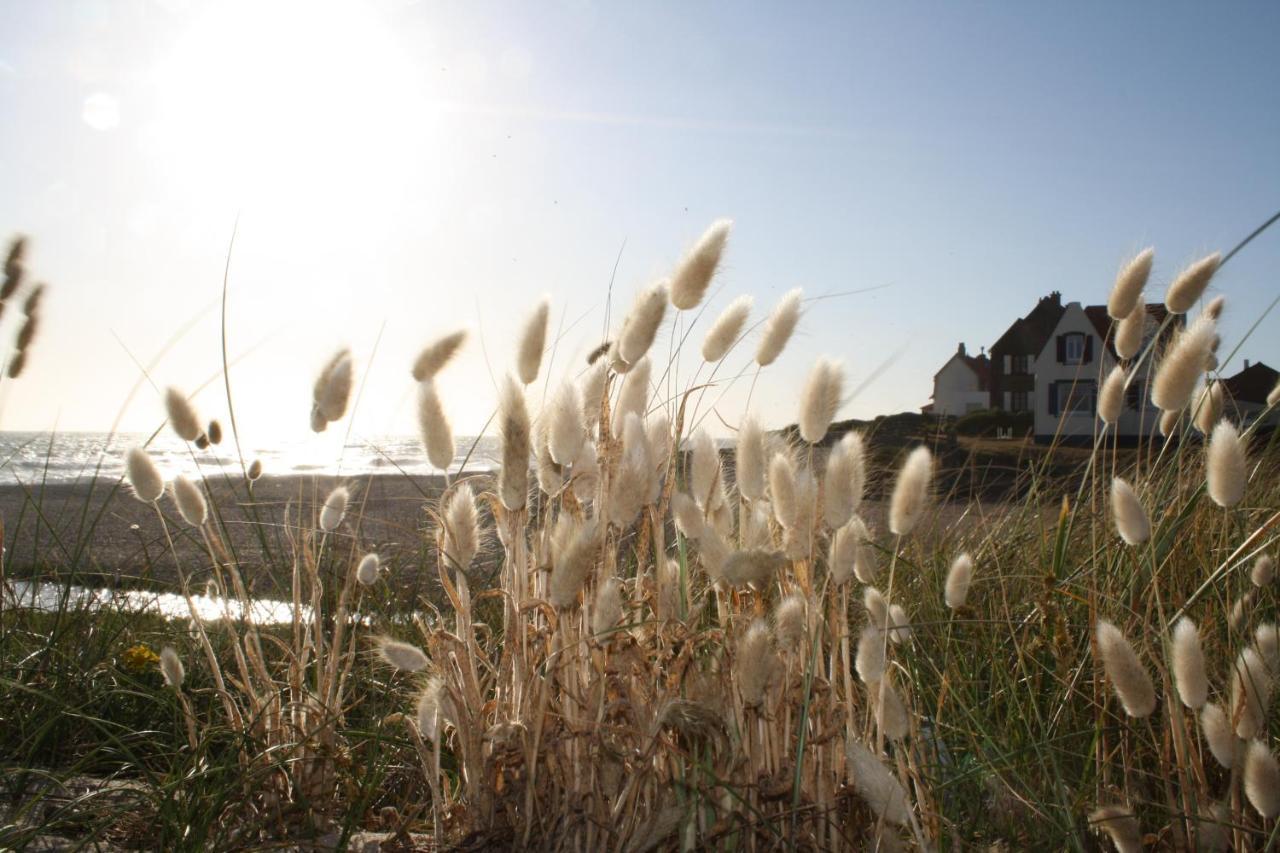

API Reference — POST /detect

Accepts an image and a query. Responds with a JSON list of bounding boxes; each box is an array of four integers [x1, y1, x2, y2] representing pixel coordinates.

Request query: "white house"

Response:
[[1032, 301, 1168, 444], [925, 343, 989, 416]]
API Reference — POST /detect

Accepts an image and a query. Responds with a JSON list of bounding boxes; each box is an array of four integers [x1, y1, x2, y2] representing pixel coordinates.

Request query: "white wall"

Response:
[[931, 356, 987, 416], [1033, 302, 1161, 441]]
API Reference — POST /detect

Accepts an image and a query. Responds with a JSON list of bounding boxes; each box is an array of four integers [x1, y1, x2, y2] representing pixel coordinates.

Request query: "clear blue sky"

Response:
[[0, 0, 1277, 446]]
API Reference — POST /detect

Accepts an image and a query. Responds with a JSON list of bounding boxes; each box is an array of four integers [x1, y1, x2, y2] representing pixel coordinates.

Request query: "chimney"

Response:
[[957, 342, 966, 356], [1245, 359, 1251, 369]]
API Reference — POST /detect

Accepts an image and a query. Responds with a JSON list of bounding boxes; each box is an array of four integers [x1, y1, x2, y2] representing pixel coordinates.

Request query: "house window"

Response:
[[1011, 355, 1030, 375], [1062, 333, 1086, 365], [1050, 380, 1096, 416], [1011, 391, 1029, 412]]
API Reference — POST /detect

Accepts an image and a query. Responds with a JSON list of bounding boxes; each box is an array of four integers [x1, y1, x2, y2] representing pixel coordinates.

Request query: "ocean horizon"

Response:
[[0, 430, 501, 486]]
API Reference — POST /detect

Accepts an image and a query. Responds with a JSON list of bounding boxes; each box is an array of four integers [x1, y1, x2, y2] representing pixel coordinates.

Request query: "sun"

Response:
[[148, 0, 436, 245]]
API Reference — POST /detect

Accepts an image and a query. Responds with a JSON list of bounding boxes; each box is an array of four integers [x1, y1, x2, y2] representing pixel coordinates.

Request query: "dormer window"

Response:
[[1057, 332, 1092, 365]]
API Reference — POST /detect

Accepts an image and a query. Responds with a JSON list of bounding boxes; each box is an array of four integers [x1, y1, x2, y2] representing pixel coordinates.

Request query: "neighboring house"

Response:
[[988, 292, 1065, 413], [925, 342, 989, 416], [1031, 301, 1172, 444], [1221, 360, 1280, 428]]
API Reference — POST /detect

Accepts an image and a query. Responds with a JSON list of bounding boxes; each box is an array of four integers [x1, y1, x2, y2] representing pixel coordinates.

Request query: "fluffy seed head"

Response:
[[1193, 381, 1224, 435], [767, 452, 799, 528], [670, 492, 704, 540], [1206, 420, 1247, 508], [207, 420, 222, 445], [755, 287, 802, 367], [612, 357, 651, 438], [516, 297, 551, 385], [172, 475, 207, 527], [592, 577, 624, 636], [1171, 617, 1208, 709], [1205, 294, 1226, 320], [247, 459, 263, 480], [720, 549, 785, 588], [773, 594, 806, 652], [1108, 248, 1154, 320], [687, 429, 720, 510], [1199, 702, 1236, 768], [670, 218, 731, 310], [888, 446, 932, 537], [1269, 378, 1280, 409], [855, 626, 887, 683], [440, 483, 480, 575], [1095, 619, 1155, 717], [159, 646, 184, 688], [608, 414, 651, 527], [320, 486, 349, 532], [1256, 623, 1280, 674], [701, 295, 752, 362], [314, 349, 354, 424], [846, 742, 910, 826], [1152, 315, 1216, 412], [1098, 365, 1127, 426], [1230, 591, 1255, 633], [1088, 806, 1141, 853], [797, 358, 844, 444], [1158, 407, 1180, 438], [944, 553, 974, 610], [1165, 251, 1221, 314], [497, 377, 531, 511], [823, 431, 865, 529], [378, 638, 430, 672], [534, 417, 563, 496], [356, 553, 380, 586], [829, 522, 857, 585], [1252, 554, 1276, 588], [1245, 740, 1280, 819], [1232, 647, 1272, 738], [871, 676, 910, 741], [1110, 478, 1151, 545], [580, 360, 608, 428], [416, 381, 455, 471], [735, 619, 778, 706], [546, 381, 586, 466], [125, 447, 164, 503], [887, 604, 911, 644], [735, 416, 766, 501], [864, 586, 889, 630], [550, 519, 598, 609], [415, 675, 448, 741], [164, 387, 203, 442], [618, 281, 669, 366], [1114, 301, 1147, 360], [412, 329, 467, 381]]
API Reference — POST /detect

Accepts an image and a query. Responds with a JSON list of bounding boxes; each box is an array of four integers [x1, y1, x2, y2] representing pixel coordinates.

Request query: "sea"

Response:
[[0, 431, 501, 487], [0, 430, 497, 623]]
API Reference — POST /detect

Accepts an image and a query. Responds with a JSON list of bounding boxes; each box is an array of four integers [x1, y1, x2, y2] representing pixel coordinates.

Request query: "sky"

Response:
[[0, 0, 1277, 453]]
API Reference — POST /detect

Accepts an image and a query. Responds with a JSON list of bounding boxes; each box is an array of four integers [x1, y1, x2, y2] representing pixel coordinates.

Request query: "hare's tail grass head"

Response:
[[417, 380, 455, 472], [1165, 251, 1221, 315], [755, 287, 802, 367], [497, 376, 532, 512], [440, 482, 481, 575], [164, 386, 204, 443], [312, 348, 354, 429], [1094, 619, 1156, 718], [887, 446, 932, 537], [412, 329, 467, 382], [126, 447, 165, 504], [797, 357, 844, 444], [1170, 617, 1208, 710], [517, 297, 551, 385], [320, 486, 350, 532], [377, 637, 431, 673], [1109, 477, 1151, 546], [1107, 247, 1153, 320], [701, 294, 753, 363], [1151, 314, 1216, 412], [618, 280, 669, 367], [356, 553, 380, 586], [944, 553, 974, 610], [159, 646, 185, 689], [1206, 419, 1247, 508], [172, 475, 208, 527], [670, 218, 732, 311]]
